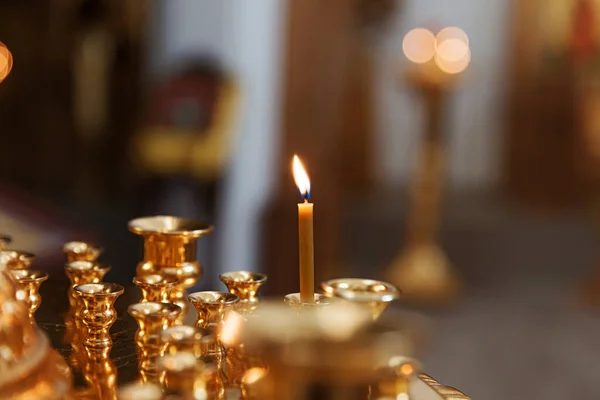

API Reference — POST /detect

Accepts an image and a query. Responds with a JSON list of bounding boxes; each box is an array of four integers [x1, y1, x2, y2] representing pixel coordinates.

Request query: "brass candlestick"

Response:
[[62, 241, 102, 262], [65, 261, 111, 308], [10, 270, 48, 323], [321, 278, 400, 320], [129, 302, 181, 380], [220, 271, 267, 313], [0, 250, 35, 270], [385, 74, 461, 306], [129, 216, 213, 324], [74, 282, 124, 348], [188, 291, 240, 331], [157, 352, 213, 399], [128, 302, 182, 345], [160, 325, 213, 358], [133, 274, 177, 303]]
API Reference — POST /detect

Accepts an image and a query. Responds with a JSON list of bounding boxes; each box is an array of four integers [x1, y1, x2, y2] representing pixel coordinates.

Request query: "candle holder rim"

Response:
[[188, 291, 240, 305], [62, 240, 103, 254], [219, 271, 268, 284], [0, 249, 35, 268], [132, 274, 178, 286], [128, 215, 213, 237], [74, 282, 124, 296], [65, 260, 111, 272], [156, 351, 199, 372], [160, 325, 208, 342], [127, 301, 181, 318], [321, 278, 401, 302], [10, 269, 48, 282]]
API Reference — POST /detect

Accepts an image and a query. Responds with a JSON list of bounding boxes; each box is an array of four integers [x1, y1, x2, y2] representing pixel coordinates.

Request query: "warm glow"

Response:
[[220, 311, 244, 346], [293, 155, 311, 200], [403, 28, 436, 64], [434, 46, 471, 74], [0, 43, 13, 83], [242, 367, 268, 385]]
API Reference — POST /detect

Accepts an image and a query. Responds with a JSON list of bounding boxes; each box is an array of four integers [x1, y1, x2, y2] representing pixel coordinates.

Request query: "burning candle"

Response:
[[293, 155, 314, 303]]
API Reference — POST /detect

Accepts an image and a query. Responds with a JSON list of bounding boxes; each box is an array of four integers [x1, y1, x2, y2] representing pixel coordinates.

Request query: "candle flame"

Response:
[[293, 155, 311, 200]]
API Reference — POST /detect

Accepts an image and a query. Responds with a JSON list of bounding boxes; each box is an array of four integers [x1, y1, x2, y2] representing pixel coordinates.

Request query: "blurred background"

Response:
[[1, 0, 600, 398]]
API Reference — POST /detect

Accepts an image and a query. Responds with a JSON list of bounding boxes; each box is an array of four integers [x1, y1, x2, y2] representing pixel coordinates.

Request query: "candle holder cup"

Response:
[[74, 282, 124, 348], [65, 261, 111, 309], [321, 278, 401, 320], [133, 274, 177, 303], [129, 216, 213, 324], [62, 241, 103, 263], [160, 325, 212, 358], [220, 271, 267, 313], [10, 269, 48, 323], [0, 250, 35, 270]]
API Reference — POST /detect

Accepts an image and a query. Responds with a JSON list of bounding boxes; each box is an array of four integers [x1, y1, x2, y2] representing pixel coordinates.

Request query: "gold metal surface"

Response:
[[62, 241, 102, 263], [321, 278, 400, 320], [74, 282, 124, 348], [130, 216, 213, 324], [118, 381, 163, 400], [80, 346, 117, 400], [0, 249, 35, 270], [133, 274, 177, 303], [157, 352, 211, 399], [10, 269, 48, 323]]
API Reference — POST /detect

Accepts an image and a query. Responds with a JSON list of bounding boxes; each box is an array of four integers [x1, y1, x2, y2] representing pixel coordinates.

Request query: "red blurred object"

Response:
[[571, 0, 596, 63]]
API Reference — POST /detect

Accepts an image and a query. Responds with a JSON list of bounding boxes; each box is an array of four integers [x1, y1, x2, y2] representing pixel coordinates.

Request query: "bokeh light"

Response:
[[403, 28, 436, 64], [0, 42, 13, 83], [435, 26, 469, 48], [434, 27, 470, 74]]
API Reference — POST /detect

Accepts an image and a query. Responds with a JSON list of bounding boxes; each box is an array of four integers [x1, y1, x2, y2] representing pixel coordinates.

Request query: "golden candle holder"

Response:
[[62, 241, 102, 263], [220, 271, 267, 314], [188, 291, 240, 331], [129, 216, 213, 324], [74, 282, 124, 348], [128, 302, 181, 381], [157, 352, 214, 399], [160, 325, 213, 358], [0, 250, 35, 270], [128, 302, 182, 345], [0, 262, 72, 400], [9, 269, 48, 323], [64, 261, 111, 308], [321, 278, 400, 320], [133, 274, 177, 303]]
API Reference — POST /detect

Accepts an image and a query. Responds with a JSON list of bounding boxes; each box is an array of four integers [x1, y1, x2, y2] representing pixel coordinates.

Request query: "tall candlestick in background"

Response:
[[293, 155, 315, 303]]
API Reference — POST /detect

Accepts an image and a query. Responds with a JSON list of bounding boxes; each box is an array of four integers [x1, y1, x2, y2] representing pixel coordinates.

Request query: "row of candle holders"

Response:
[[0, 216, 416, 400]]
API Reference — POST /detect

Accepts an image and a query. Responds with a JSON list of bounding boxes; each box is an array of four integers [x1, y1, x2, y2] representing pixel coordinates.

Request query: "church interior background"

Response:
[[1, 0, 600, 398]]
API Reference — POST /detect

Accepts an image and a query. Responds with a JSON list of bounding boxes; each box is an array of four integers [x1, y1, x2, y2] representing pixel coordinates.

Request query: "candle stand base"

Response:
[[385, 243, 460, 306]]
